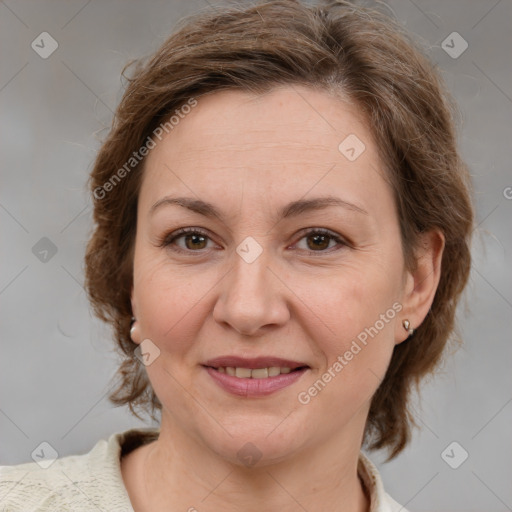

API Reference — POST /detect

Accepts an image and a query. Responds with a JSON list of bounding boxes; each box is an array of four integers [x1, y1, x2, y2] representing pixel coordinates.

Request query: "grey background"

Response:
[[1, 0, 511, 510]]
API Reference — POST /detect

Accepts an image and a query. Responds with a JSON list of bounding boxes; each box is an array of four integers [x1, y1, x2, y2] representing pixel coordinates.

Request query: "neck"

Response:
[[136, 414, 370, 512]]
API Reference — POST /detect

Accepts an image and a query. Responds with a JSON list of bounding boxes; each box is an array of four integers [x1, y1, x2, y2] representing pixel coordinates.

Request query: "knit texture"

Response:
[[0, 428, 407, 512]]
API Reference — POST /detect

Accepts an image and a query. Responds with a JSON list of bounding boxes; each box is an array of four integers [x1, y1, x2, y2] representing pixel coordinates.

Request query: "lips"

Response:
[[203, 356, 309, 370], [202, 356, 310, 397]]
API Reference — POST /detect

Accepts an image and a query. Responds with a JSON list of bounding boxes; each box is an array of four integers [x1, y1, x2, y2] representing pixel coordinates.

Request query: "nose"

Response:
[[212, 244, 290, 337]]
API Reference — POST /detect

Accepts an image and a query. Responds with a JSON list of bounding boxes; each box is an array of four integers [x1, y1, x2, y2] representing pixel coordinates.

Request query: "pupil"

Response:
[[186, 234, 206, 250], [308, 234, 329, 250]]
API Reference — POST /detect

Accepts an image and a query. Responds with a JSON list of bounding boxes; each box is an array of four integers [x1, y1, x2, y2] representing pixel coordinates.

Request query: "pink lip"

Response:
[[203, 356, 308, 369], [204, 366, 309, 397]]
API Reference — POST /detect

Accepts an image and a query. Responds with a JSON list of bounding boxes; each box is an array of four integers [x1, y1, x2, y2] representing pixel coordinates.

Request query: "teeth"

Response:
[[218, 366, 301, 378], [251, 368, 268, 379], [268, 366, 281, 377], [235, 367, 252, 378]]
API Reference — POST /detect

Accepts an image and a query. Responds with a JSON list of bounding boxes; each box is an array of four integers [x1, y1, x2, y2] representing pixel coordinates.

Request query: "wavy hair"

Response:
[[85, 0, 474, 459]]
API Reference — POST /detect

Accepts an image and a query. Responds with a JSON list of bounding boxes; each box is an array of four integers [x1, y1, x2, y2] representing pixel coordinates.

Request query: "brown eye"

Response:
[[183, 232, 208, 250], [306, 233, 331, 251], [162, 228, 214, 253], [295, 228, 347, 254], [162, 227, 347, 256]]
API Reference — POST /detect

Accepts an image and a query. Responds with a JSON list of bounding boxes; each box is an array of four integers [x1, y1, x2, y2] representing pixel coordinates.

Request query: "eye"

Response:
[[293, 228, 348, 254], [161, 227, 216, 253], [160, 227, 349, 255]]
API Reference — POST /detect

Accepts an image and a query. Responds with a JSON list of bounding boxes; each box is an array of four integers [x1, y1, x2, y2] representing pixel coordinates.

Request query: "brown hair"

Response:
[[85, 0, 473, 459]]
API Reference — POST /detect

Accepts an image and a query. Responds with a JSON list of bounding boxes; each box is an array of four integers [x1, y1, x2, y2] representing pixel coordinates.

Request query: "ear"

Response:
[[396, 229, 445, 344], [130, 284, 137, 319]]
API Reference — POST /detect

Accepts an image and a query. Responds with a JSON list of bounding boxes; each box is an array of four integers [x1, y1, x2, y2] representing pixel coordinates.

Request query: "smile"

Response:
[[203, 365, 309, 397], [214, 366, 299, 378]]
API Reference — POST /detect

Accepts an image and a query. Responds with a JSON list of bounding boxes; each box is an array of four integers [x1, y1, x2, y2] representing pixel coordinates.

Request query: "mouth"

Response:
[[203, 356, 309, 376], [202, 356, 310, 397], [205, 366, 308, 378]]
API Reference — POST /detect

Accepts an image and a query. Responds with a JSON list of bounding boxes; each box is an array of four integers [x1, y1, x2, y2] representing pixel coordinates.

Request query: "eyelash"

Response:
[[159, 227, 349, 256]]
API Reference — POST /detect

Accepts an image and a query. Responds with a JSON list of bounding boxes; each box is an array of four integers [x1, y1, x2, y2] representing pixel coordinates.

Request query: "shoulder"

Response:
[[358, 451, 410, 512], [0, 428, 158, 512], [0, 449, 102, 511], [382, 492, 409, 512]]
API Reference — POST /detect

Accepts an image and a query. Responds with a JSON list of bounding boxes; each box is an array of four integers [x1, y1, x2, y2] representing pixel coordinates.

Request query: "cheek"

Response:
[[132, 251, 218, 354], [298, 261, 401, 351], [307, 266, 402, 391], [132, 257, 213, 409], [296, 270, 400, 420]]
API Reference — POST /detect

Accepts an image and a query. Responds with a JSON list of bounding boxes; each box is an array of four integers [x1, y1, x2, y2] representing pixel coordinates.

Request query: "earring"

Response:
[[402, 319, 415, 337], [130, 318, 137, 340]]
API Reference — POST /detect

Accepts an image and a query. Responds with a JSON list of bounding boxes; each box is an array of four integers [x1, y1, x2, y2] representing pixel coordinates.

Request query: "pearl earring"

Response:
[[402, 319, 415, 337], [130, 317, 137, 340]]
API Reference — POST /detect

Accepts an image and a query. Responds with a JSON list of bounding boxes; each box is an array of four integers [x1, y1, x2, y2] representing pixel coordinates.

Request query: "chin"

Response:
[[198, 417, 308, 468]]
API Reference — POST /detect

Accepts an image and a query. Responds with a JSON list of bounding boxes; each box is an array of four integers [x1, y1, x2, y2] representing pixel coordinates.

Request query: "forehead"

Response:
[[151, 86, 372, 157], [139, 85, 393, 220]]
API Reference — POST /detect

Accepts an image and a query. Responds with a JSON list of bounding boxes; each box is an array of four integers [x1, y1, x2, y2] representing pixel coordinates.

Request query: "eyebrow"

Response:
[[150, 195, 368, 220]]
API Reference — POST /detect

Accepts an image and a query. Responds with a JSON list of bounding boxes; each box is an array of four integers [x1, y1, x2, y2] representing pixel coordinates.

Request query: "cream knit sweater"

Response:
[[0, 428, 407, 512]]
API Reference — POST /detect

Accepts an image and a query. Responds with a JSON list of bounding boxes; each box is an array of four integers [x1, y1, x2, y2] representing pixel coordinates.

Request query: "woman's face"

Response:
[[131, 85, 413, 465]]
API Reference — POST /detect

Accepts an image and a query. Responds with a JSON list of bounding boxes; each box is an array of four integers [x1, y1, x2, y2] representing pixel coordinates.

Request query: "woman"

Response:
[[0, 0, 473, 510]]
